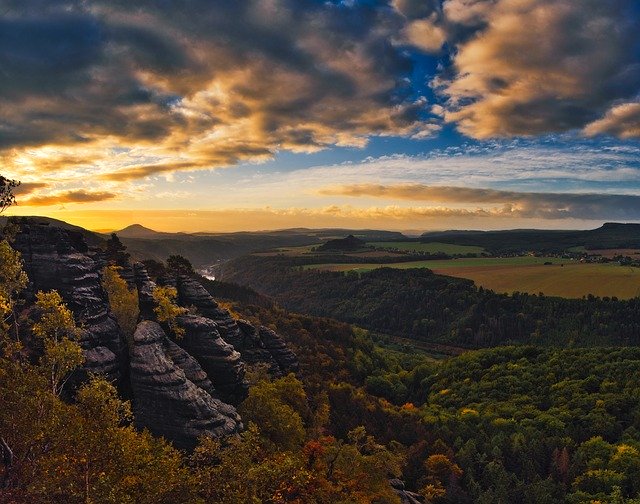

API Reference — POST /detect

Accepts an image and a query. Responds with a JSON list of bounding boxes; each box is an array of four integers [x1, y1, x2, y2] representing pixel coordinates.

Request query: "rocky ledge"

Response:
[[130, 321, 241, 449], [12, 222, 122, 381]]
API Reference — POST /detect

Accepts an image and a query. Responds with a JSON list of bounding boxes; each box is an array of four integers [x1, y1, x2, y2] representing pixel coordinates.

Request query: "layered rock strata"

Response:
[[12, 222, 122, 380], [130, 321, 241, 449]]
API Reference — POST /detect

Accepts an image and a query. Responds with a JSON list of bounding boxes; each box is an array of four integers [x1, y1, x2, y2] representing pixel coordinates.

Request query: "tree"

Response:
[[0, 240, 28, 348], [104, 233, 130, 267], [152, 286, 187, 338], [31, 290, 84, 396], [167, 255, 195, 276], [102, 266, 140, 348], [238, 374, 309, 452], [0, 175, 19, 213]]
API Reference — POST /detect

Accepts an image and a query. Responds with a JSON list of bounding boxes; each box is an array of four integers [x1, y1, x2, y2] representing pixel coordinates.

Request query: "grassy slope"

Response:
[[367, 241, 485, 254], [306, 258, 640, 299]]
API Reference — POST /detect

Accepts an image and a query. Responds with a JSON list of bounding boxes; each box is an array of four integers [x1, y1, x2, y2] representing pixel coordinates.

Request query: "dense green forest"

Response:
[[222, 255, 640, 347], [208, 297, 640, 504]]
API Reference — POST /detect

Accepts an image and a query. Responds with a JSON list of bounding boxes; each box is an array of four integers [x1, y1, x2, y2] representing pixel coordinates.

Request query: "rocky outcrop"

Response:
[[130, 321, 241, 450], [389, 479, 425, 504], [174, 275, 243, 341], [236, 320, 299, 376], [11, 222, 123, 381], [8, 221, 300, 450], [175, 275, 298, 376], [175, 314, 248, 404], [133, 262, 157, 320]]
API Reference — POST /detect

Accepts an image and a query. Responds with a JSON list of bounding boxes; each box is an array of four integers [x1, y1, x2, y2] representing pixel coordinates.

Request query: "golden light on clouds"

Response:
[[1, 0, 638, 230]]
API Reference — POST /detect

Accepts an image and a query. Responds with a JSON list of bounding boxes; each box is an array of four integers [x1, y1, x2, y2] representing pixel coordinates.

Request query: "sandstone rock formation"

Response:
[[235, 320, 299, 376], [389, 479, 425, 504], [130, 321, 241, 449], [175, 314, 248, 404], [8, 220, 298, 450], [174, 274, 299, 376], [12, 222, 123, 381]]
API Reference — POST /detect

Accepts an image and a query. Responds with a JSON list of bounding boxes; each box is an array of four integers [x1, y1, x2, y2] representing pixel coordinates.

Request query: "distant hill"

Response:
[[107, 225, 405, 266], [420, 222, 640, 253], [318, 234, 367, 252], [112, 224, 167, 239]]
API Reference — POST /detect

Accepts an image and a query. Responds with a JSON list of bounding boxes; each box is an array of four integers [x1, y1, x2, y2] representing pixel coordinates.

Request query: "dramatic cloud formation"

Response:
[[432, 0, 640, 138], [1, 0, 639, 225], [585, 102, 640, 139], [319, 184, 640, 220], [0, 1, 434, 179]]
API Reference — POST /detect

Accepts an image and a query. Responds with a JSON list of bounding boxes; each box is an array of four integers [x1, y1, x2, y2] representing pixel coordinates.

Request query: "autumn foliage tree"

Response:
[[102, 265, 140, 347]]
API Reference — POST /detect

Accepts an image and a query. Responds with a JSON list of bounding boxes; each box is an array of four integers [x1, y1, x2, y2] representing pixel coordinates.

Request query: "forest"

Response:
[[222, 255, 640, 347]]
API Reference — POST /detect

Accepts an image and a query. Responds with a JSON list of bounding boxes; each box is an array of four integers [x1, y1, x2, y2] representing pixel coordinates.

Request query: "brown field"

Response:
[[434, 262, 640, 299], [308, 258, 640, 299], [586, 248, 640, 259]]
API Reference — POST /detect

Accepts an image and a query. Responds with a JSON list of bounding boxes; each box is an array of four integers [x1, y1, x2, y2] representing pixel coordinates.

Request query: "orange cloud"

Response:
[[435, 0, 640, 138], [584, 102, 640, 139], [21, 190, 118, 207], [318, 184, 640, 220]]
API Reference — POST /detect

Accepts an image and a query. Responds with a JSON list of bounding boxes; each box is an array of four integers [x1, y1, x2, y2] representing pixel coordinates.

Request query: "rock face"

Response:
[[389, 479, 425, 504], [133, 262, 158, 320], [174, 275, 243, 341], [175, 275, 299, 376], [8, 221, 299, 449], [235, 320, 299, 376], [12, 222, 123, 381], [175, 314, 249, 404], [130, 321, 241, 450]]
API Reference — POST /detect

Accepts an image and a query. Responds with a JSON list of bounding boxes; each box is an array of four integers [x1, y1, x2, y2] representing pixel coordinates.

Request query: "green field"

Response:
[[305, 256, 566, 271], [367, 241, 485, 254], [306, 257, 640, 299]]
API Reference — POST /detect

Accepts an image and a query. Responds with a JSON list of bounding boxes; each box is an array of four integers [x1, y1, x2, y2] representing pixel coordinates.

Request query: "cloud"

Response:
[[430, 0, 640, 138], [20, 190, 117, 206], [318, 183, 640, 220], [12, 182, 48, 195], [584, 102, 640, 139], [0, 0, 434, 182]]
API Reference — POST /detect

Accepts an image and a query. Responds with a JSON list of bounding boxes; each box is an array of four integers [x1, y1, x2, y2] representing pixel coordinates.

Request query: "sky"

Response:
[[2, 0, 640, 232]]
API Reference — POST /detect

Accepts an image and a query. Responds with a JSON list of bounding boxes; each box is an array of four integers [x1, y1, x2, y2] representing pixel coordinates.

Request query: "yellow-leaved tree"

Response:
[[0, 239, 28, 348], [102, 265, 140, 349], [152, 286, 187, 338], [32, 290, 84, 396]]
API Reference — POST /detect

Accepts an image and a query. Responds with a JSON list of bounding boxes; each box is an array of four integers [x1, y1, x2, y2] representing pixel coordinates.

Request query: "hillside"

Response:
[[113, 226, 405, 266], [222, 254, 640, 348], [420, 222, 640, 253]]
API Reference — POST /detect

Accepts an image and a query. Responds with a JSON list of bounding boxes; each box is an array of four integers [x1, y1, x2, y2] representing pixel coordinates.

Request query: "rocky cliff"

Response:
[[12, 222, 123, 381], [8, 219, 298, 449]]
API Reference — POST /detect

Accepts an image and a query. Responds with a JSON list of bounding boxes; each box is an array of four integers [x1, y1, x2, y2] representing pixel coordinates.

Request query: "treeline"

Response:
[[222, 256, 640, 347], [217, 297, 640, 503]]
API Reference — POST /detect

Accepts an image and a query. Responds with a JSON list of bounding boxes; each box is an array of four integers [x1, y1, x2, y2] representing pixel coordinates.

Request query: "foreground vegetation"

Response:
[[214, 295, 640, 504]]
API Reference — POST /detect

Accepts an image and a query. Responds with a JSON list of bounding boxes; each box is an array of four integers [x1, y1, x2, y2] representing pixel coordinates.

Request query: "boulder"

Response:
[[175, 314, 249, 404]]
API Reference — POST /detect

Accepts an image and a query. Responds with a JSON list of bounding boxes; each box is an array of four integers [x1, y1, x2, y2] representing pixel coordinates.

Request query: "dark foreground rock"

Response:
[[175, 275, 299, 376], [7, 220, 299, 449], [130, 321, 241, 450], [11, 222, 123, 381], [175, 314, 249, 404]]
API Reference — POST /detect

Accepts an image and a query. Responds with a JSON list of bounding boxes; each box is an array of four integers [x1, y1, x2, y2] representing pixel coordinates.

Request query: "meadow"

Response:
[[307, 257, 640, 299], [367, 241, 485, 255]]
